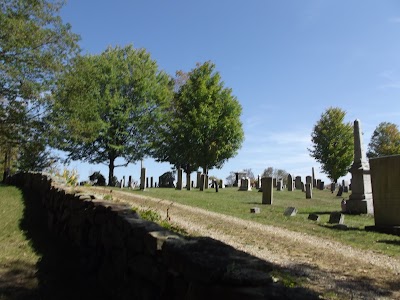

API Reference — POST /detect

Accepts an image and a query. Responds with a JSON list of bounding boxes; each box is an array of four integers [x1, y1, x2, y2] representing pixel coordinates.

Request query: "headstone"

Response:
[[336, 186, 343, 197], [306, 176, 312, 186], [347, 119, 374, 214], [196, 171, 201, 188], [200, 174, 205, 191], [256, 175, 261, 189], [234, 172, 246, 187], [214, 180, 219, 192], [239, 177, 252, 191], [186, 172, 191, 191], [250, 207, 260, 214], [341, 199, 347, 212], [140, 168, 146, 190], [205, 174, 209, 189], [261, 177, 273, 205], [219, 179, 225, 188], [191, 181, 194, 188], [273, 178, 277, 188], [158, 171, 174, 188], [122, 176, 125, 187], [120, 179, 123, 188], [319, 181, 324, 190], [284, 207, 297, 217], [295, 176, 302, 189], [343, 186, 349, 193], [317, 179, 321, 189], [151, 177, 154, 188], [287, 174, 293, 191], [277, 180, 283, 191], [369, 155, 400, 228], [305, 183, 312, 199], [301, 182, 305, 192], [308, 214, 320, 221], [176, 168, 183, 190], [128, 176, 132, 189], [328, 212, 344, 224], [330, 183, 335, 193], [146, 177, 149, 188]]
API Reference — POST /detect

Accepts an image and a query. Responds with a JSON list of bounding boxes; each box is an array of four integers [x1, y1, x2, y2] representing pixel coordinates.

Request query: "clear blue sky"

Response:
[[59, 0, 400, 184]]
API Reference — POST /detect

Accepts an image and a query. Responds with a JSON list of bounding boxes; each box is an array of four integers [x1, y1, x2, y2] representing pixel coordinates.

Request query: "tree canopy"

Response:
[[50, 45, 173, 185], [0, 0, 79, 178], [367, 122, 400, 158], [152, 61, 244, 176], [309, 107, 353, 183]]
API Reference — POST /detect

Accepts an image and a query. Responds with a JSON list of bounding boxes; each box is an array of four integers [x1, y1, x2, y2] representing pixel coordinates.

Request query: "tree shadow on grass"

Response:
[[0, 188, 108, 300], [275, 262, 399, 300], [376, 240, 400, 246]]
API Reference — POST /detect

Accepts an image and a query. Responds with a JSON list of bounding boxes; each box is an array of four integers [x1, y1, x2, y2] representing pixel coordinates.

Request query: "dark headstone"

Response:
[[336, 186, 343, 197], [328, 212, 344, 224], [308, 214, 320, 221]]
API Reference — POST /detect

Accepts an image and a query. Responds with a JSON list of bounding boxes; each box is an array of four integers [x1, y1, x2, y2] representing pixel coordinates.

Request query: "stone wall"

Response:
[[8, 172, 317, 299]]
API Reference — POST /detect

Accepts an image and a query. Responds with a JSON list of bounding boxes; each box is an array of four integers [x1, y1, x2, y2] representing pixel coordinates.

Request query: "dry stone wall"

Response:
[[8, 172, 317, 300]]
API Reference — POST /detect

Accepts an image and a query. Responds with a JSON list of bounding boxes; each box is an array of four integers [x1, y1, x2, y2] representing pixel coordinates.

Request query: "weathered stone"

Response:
[[284, 207, 297, 217], [336, 186, 343, 197], [250, 207, 260, 213], [305, 183, 312, 199], [287, 174, 293, 191], [261, 177, 273, 205], [308, 214, 320, 221], [370, 155, 400, 227], [347, 119, 374, 214], [328, 212, 344, 224], [295, 176, 302, 190]]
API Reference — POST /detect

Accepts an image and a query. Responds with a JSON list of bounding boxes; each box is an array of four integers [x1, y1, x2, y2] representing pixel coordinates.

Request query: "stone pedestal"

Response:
[[347, 119, 373, 215]]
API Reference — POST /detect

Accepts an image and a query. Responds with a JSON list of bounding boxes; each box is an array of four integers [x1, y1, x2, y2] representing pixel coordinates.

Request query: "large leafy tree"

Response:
[[367, 122, 400, 158], [153, 61, 244, 182], [50, 45, 173, 185], [0, 0, 80, 178], [309, 107, 353, 183]]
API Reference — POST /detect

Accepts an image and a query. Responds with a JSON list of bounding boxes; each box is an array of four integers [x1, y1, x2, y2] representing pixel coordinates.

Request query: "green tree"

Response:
[[0, 0, 80, 178], [153, 62, 244, 182], [50, 45, 173, 185], [261, 166, 288, 184], [367, 122, 400, 158], [309, 107, 353, 183]]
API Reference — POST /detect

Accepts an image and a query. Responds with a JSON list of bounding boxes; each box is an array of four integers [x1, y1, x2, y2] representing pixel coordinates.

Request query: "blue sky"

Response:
[[59, 0, 400, 184]]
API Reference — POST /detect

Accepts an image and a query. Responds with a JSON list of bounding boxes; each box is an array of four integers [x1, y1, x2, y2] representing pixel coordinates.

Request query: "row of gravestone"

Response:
[[250, 206, 346, 227]]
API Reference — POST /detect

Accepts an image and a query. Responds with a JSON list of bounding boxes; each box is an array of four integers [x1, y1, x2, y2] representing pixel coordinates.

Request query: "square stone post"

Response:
[[262, 177, 273, 205]]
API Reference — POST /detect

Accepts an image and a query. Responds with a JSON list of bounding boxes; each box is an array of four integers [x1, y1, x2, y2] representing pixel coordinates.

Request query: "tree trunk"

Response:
[[108, 157, 115, 186]]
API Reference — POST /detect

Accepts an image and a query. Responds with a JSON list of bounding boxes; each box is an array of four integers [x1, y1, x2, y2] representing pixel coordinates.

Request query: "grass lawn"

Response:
[[116, 186, 400, 258], [0, 184, 39, 299]]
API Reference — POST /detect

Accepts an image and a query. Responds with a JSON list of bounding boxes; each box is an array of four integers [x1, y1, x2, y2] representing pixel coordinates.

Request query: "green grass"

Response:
[[0, 184, 40, 298], [118, 186, 400, 258]]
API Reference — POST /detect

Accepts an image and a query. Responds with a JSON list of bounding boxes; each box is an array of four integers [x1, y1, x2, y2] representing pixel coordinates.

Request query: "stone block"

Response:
[[283, 207, 297, 217], [250, 207, 260, 214], [328, 212, 344, 224], [308, 214, 320, 221]]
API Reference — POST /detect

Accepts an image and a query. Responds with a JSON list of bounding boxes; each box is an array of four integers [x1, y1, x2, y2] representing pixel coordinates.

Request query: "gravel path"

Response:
[[85, 188, 400, 300]]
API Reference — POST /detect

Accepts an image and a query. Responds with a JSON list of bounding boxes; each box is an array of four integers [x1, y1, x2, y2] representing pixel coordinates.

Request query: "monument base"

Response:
[[365, 225, 400, 236], [346, 198, 374, 215]]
